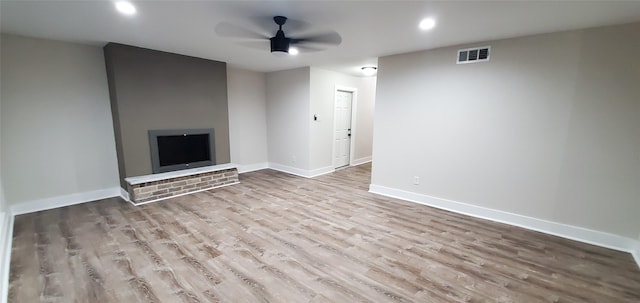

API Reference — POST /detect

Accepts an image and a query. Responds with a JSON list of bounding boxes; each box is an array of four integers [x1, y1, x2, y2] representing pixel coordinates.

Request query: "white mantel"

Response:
[[125, 163, 237, 185]]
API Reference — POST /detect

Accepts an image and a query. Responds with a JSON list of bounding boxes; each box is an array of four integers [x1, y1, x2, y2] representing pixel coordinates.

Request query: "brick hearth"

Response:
[[125, 164, 238, 205]]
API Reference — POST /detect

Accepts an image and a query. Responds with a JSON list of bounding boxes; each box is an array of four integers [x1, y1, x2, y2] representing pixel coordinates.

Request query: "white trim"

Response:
[[268, 163, 335, 178], [236, 162, 269, 174], [307, 166, 335, 178], [0, 213, 13, 303], [9, 187, 121, 216], [125, 163, 237, 185], [267, 163, 311, 178], [333, 85, 358, 168], [369, 184, 640, 256], [0, 213, 8, 255], [130, 182, 240, 206], [120, 187, 130, 202], [633, 243, 640, 269], [351, 156, 372, 166]]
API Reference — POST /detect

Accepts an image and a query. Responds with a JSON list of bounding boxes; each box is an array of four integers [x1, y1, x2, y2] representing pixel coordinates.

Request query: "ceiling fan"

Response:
[[215, 16, 342, 54]]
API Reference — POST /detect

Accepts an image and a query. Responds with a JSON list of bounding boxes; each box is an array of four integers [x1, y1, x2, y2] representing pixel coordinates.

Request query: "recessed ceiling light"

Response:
[[115, 1, 136, 16], [288, 47, 299, 55], [419, 18, 436, 30], [361, 66, 377, 76]]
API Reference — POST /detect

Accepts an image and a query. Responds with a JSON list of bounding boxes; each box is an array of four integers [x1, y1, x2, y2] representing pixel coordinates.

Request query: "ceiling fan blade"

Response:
[[294, 45, 325, 53], [215, 22, 269, 40], [291, 31, 342, 46], [237, 41, 270, 50]]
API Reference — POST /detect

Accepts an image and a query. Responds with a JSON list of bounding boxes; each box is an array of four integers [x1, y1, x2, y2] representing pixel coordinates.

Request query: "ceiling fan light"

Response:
[[115, 1, 136, 16], [419, 18, 436, 30], [288, 47, 299, 55], [361, 66, 377, 76]]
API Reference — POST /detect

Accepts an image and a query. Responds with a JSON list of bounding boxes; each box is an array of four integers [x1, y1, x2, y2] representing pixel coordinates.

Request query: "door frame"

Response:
[[332, 85, 358, 168]]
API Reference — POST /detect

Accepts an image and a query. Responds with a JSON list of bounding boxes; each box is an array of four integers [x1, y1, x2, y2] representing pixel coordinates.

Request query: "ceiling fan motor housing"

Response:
[[270, 16, 291, 53], [270, 31, 291, 53]]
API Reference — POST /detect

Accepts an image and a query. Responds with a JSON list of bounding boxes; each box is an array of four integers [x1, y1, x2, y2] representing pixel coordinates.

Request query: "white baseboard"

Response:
[[1, 187, 121, 302], [369, 184, 640, 262], [10, 187, 121, 216], [236, 162, 269, 174], [307, 166, 335, 178], [267, 163, 310, 178], [0, 212, 14, 303], [633, 243, 640, 269], [0, 213, 8, 255], [351, 156, 372, 166], [120, 187, 130, 202], [267, 163, 334, 178]]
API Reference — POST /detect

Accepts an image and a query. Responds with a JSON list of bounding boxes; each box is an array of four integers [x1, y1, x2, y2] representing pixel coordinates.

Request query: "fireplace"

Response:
[[149, 128, 216, 173], [127, 127, 236, 205]]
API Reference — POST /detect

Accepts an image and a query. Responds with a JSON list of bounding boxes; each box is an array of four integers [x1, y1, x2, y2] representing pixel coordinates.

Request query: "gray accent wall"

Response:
[[104, 43, 230, 187]]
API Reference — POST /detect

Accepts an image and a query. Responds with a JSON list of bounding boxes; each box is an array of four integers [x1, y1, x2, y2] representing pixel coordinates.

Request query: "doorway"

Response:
[[333, 86, 357, 169]]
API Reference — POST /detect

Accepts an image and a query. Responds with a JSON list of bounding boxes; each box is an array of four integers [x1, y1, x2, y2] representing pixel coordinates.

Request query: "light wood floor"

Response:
[[9, 164, 640, 302]]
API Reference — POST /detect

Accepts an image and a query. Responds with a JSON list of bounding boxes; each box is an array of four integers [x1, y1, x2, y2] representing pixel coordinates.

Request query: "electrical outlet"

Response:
[[291, 155, 296, 164], [413, 176, 420, 185]]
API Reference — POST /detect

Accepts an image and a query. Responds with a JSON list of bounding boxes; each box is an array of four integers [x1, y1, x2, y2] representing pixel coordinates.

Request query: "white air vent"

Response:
[[457, 46, 490, 64]]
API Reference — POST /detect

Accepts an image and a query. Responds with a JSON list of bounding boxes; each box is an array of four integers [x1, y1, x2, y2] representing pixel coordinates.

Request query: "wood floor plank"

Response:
[[8, 163, 640, 302]]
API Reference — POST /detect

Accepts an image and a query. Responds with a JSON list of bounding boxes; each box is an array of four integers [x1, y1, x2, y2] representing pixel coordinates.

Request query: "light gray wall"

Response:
[[372, 23, 640, 238], [266, 67, 311, 170], [104, 43, 230, 185], [353, 76, 376, 161], [0, 34, 120, 205], [0, 98, 5, 213], [0, 177, 5, 214], [227, 67, 268, 167], [309, 68, 376, 170]]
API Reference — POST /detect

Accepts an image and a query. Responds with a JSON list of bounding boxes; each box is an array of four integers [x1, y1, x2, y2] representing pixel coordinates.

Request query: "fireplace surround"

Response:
[[104, 42, 230, 189]]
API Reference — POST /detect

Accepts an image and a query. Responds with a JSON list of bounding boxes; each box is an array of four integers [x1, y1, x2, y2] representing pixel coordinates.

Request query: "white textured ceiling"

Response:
[[2, 1, 640, 76]]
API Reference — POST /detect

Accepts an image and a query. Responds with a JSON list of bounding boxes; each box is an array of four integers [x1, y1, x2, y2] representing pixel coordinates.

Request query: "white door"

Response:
[[334, 90, 353, 168]]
